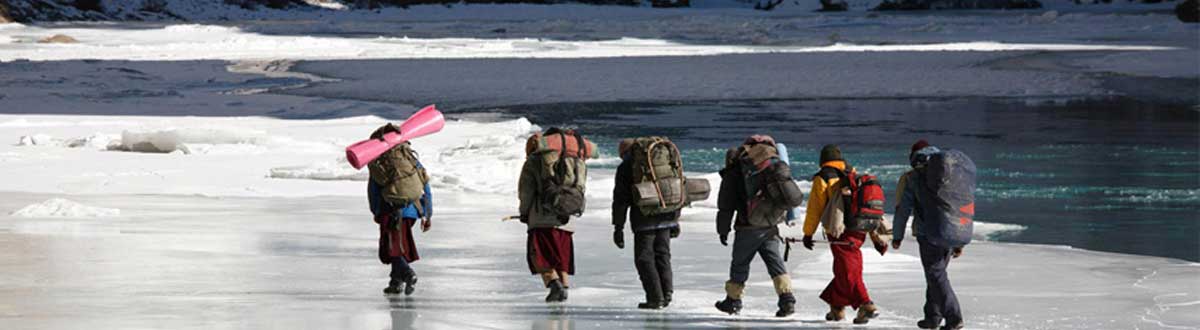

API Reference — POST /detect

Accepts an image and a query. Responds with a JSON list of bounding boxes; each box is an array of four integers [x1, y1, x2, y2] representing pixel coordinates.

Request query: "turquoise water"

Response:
[[468, 97, 1200, 261]]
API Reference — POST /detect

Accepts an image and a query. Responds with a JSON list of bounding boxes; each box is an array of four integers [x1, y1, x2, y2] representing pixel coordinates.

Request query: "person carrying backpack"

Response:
[[366, 123, 433, 296], [714, 135, 805, 317], [518, 127, 596, 303], [611, 137, 685, 309], [892, 140, 974, 330], [800, 144, 881, 324]]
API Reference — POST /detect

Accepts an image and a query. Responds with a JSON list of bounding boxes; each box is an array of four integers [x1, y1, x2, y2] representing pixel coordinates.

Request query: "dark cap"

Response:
[[819, 144, 843, 164]]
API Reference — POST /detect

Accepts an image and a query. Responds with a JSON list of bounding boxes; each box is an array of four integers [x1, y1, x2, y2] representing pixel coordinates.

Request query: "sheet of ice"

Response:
[[0, 191, 1194, 330], [9, 198, 120, 218]]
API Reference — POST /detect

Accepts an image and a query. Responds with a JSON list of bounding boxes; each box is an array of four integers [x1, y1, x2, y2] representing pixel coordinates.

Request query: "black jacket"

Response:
[[612, 158, 680, 233]]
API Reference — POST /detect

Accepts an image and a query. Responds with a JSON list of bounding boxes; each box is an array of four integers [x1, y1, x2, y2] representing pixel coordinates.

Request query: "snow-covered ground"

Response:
[[0, 3, 1197, 329]]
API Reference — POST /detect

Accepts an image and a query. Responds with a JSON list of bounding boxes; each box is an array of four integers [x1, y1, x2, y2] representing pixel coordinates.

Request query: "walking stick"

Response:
[[501, 215, 522, 222]]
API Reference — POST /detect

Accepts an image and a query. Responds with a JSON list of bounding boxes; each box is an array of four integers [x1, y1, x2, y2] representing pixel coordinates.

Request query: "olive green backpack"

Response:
[[367, 124, 429, 210]]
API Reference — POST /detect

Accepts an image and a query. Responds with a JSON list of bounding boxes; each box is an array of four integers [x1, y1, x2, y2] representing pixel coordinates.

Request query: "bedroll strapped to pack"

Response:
[[920, 149, 976, 248], [367, 124, 429, 211], [527, 128, 591, 220]]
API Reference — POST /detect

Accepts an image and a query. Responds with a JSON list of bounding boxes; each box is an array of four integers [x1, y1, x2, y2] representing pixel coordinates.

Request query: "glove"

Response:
[[519, 214, 528, 223], [669, 226, 681, 238], [719, 232, 729, 246], [952, 247, 964, 259], [891, 240, 902, 250], [802, 235, 814, 250], [613, 230, 625, 249]]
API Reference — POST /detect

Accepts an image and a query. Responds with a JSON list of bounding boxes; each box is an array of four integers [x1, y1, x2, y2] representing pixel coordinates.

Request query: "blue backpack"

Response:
[[918, 149, 976, 248]]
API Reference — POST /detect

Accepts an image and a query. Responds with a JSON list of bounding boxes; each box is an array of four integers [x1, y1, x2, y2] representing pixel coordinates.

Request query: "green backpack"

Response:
[[628, 136, 687, 215], [367, 125, 429, 210]]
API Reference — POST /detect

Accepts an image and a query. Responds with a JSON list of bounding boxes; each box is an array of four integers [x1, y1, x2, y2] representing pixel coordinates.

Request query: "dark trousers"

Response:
[[918, 238, 962, 324], [390, 257, 414, 282], [729, 227, 787, 283], [633, 228, 673, 303]]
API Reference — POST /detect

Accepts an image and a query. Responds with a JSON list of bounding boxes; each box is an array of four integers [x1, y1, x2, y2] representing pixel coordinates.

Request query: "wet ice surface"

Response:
[[0, 192, 1196, 329]]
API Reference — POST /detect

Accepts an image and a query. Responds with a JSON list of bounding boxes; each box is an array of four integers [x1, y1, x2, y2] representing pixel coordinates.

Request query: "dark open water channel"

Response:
[[459, 97, 1200, 261]]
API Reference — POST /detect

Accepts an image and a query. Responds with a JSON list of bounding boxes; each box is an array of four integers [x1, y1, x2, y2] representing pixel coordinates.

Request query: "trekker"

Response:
[[800, 144, 880, 324], [893, 140, 976, 330], [518, 127, 596, 303], [714, 135, 805, 317], [366, 124, 433, 296], [611, 137, 684, 309]]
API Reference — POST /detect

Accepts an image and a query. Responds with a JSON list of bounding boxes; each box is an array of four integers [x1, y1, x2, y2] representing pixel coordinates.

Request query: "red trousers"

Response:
[[820, 231, 871, 308], [377, 215, 420, 264], [527, 228, 575, 275]]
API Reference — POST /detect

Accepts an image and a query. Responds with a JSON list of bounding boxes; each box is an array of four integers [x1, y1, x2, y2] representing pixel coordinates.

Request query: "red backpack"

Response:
[[818, 166, 885, 231]]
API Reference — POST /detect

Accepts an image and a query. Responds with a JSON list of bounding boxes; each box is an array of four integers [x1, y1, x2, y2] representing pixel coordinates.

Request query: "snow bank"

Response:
[[0, 24, 1176, 62], [114, 127, 269, 154], [10, 198, 120, 218]]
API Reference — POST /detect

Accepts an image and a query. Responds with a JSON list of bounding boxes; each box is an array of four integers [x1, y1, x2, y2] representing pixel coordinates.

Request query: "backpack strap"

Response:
[[570, 132, 584, 187]]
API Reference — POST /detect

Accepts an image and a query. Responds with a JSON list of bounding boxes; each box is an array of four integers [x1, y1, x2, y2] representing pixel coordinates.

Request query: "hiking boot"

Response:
[[917, 319, 942, 329], [853, 302, 879, 324], [714, 297, 743, 315], [545, 280, 567, 303], [663, 292, 673, 307], [403, 275, 418, 296], [825, 305, 845, 321], [775, 292, 796, 317], [940, 321, 964, 330], [637, 301, 666, 310], [383, 280, 402, 295]]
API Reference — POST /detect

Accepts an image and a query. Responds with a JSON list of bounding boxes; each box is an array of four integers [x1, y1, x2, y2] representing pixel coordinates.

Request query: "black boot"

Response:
[[403, 274, 418, 296], [775, 292, 796, 317], [714, 297, 742, 315], [383, 279, 402, 295], [918, 319, 942, 329], [940, 321, 964, 330], [663, 291, 673, 307], [638, 301, 666, 309], [545, 280, 567, 302]]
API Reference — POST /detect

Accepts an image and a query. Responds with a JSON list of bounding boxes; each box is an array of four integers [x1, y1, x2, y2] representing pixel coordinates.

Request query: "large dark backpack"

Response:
[[367, 124, 429, 210], [817, 167, 886, 232], [919, 149, 976, 248], [628, 136, 687, 215], [528, 128, 590, 220], [732, 136, 803, 227]]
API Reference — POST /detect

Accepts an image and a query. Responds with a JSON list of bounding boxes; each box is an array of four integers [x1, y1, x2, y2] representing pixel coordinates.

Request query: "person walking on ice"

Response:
[[800, 144, 883, 324], [518, 128, 596, 303], [365, 123, 433, 296], [893, 140, 976, 330], [713, 135, 805, 317]]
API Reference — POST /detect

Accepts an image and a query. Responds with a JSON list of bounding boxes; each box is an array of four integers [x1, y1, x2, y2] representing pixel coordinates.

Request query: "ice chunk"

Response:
[[10, 198, 120, 218], [16, 134, 56, 146], [113, 127, 267, 154]]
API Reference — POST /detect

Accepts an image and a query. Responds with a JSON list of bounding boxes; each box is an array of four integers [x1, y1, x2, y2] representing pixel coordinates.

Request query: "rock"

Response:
[[819, 0, 849, 11], [38, 34, 78, 44], [1179, 0, 1199, 23]]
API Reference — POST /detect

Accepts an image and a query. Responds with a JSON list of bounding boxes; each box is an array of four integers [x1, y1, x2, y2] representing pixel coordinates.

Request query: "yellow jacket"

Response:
[[802, 160, 846, 236]]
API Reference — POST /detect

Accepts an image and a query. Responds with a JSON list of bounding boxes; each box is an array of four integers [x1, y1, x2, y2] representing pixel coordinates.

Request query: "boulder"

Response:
[[1179, 0, 1199, 23], [819, 0, 849, 11]]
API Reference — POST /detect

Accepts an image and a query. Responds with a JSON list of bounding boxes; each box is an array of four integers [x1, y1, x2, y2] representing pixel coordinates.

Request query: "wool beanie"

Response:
[[819, 144, 843, 164], [910, 139, 930, 158]]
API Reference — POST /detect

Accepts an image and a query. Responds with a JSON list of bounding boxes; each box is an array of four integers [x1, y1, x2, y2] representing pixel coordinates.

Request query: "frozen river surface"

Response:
[[0, 192, 1196, 329]]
